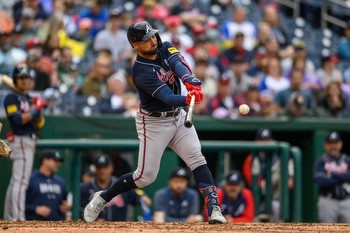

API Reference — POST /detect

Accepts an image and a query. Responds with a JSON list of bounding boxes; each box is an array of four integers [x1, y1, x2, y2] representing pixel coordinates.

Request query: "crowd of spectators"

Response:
[[1, 0, 350, 118]]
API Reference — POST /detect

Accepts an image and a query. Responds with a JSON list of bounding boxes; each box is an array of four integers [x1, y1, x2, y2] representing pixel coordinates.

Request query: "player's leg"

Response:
[[84, 114, 176, 223], [169, 111, 226, 224], [339, 198, 350, 223], [317, 196, 338, 222]]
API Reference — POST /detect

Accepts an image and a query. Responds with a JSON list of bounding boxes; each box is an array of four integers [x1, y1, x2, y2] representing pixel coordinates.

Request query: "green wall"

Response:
[[1, 115, 350, 222]]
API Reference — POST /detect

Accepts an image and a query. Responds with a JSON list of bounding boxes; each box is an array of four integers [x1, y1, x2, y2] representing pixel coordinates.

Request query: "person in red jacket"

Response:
[[204, 170, 255, 222]]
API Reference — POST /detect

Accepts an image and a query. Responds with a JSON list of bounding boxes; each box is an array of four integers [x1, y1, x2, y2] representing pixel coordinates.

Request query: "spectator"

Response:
[[259, 56, 290, 101], [220, 7, 256, 51], [242, 129, 294, 221], [247, 50, 267, 81], [206, 75, 244, 119], [82, 164, 96, 184], [319, 82, 347, 117], [25, 150, 71, 221], [136, 0, 169, 29], [253, 22, 272, 53], [94, 8, 131, 66], [79, 0, 109, 38], [17, 7, 39, 46], [26, 49, 51, 91], [243, 85, 265, 116], [314, 131, 350, 223], [153, 168, 203, 223], [80, 154, 151, 221], [316, 55, 343, 89], [12, 0, 48, 24], [170, 0, 206, 28], [223, 56, 253, 95], [204, 170, 254, 222], [82, 53, 112, 99], [275, 69, 315, 117], [338, 23, 350, 61], [218, 32, 253, 73]]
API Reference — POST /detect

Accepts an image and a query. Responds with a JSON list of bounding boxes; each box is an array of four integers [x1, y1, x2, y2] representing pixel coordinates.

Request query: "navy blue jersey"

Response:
[[25, 170, 68, 221], [80, 176, 139, 221], [3, 91, 36, 135], [153, 187, 199, 222], [133, 42, 190, 112], [314, 153, 350, 200]]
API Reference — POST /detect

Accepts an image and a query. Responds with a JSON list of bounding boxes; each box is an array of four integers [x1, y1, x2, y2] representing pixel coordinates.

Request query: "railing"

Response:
[[274, 0, 301, 18], [322, 0, 349, 29], [36, 139, 302, 222]]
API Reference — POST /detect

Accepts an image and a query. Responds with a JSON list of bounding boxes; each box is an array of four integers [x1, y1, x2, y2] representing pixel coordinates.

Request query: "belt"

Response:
[[140, 108, 181, 117]]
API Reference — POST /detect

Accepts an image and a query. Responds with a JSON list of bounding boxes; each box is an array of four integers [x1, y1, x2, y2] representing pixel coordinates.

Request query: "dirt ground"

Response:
[[1, 221, 350, 233]]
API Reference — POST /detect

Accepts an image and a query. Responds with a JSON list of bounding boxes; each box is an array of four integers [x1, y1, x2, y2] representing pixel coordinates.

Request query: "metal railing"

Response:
[[322, 0, 349, 29], [36, 139, 302, 222], [274, 0, 301, 18]]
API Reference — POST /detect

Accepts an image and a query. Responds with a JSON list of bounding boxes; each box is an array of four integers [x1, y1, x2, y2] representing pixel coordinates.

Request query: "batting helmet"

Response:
[[12, 63, 35, 85], [127, 21, 162, 48]]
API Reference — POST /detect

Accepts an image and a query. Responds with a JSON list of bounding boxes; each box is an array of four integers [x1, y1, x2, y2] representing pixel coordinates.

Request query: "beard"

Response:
[[142, 47, 158, 56]]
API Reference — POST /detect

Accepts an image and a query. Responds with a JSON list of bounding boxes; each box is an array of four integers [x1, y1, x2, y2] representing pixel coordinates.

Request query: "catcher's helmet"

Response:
[[127, 21, 162, 48], [12, 63, 35, 85]]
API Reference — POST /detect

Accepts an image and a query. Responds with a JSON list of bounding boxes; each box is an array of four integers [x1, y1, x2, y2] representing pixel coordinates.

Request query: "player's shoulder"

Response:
[[154, 187, 170, 198], [185, 187, 198, 196], [3, 92, 19, 101], [160, 41, 180, 55]]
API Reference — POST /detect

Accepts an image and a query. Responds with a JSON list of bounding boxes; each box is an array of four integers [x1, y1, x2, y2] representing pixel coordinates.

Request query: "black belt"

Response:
[[141, 108, 181, 117]]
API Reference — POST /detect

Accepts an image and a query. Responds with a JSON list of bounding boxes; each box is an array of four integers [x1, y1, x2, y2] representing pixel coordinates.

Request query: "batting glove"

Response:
[[185, 90, 203, 105]]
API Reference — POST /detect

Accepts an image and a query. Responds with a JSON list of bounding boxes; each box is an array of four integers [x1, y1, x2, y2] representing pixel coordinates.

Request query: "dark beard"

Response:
[[142, 47, 158, 56]]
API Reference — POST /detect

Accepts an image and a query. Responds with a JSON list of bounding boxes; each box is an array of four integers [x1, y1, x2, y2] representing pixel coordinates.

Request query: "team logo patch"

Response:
[[168, 47, 179, 54], [6, 105, 17, 114]]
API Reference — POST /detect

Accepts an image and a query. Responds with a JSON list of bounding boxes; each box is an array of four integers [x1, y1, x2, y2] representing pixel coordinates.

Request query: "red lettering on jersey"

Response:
[[20, 100, 30, 112], [156, 68, 175, 84]]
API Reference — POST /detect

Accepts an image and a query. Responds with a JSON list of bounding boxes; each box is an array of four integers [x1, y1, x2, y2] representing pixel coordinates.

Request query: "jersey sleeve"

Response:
[[4, 94, 21, 116], [133, 66, 168, 97]]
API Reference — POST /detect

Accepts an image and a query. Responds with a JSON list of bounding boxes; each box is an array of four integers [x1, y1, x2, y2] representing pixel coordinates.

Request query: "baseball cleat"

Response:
[[208, 205, 227, 224], [83, 191, 106, 223]]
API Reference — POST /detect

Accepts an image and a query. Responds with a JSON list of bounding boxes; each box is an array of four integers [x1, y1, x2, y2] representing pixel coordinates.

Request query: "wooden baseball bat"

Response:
[[184, 94, 195, 128], [0, 74, 15, 90]]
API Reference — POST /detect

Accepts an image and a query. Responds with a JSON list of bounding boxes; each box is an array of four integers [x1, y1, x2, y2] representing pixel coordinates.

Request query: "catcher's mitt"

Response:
[[0, 139, 12, 157]]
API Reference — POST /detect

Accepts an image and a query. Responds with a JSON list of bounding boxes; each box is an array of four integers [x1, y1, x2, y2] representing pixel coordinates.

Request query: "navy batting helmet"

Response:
[[127, 21, 162, 48], [12, 63, 35, 85]]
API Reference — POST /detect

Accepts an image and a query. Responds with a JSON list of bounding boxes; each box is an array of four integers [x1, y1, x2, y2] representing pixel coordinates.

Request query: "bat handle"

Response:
[[184, 94, 195, 128]]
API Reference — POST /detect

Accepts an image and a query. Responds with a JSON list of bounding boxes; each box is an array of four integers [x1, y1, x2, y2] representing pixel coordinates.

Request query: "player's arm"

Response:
[[313, 160, 340, 187]]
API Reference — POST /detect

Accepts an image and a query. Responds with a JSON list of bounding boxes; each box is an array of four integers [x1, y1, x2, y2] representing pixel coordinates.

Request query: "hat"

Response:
[[165, 16, 181, 27], [79, 18, 92, 30], [225, 170, 243, 185], [109, 8, 123, 18], [21, 7, 35, 19], [325, 131, 342, 143], [40, 150, 64, 163], [169, 168, 190, 181], [26, 37, 41, 49], [84, 164, 96, 175], [191, 24, 205, 35], [85, 0, 98, 8], [94, 154, 112, 167], [256, 128, 273, 140], [293, 40, 305, 51], [322, 55, 339, 64], [218, 75, 230, 85]]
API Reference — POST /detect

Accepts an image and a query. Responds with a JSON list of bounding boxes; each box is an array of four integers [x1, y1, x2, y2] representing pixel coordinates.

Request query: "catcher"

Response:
[[3, 64, 46, 221]]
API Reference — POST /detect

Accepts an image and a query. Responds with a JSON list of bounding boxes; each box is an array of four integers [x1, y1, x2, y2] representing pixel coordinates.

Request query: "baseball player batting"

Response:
[[84, 21, 226, 224]]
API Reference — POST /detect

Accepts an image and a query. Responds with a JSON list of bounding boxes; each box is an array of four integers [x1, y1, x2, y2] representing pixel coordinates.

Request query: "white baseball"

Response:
[[239, 104, 250, 115]]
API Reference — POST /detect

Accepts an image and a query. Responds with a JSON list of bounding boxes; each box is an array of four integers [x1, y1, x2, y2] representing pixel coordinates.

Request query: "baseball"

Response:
[[239, 104, 250, 115]]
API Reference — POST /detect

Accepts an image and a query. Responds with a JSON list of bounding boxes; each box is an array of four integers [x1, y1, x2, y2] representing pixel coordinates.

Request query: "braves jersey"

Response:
[[314, 153, 350, 200], [153, 187, 199, 222], [80, 176, 139, 221], [132, 41, 190, 112], [3, 91, 36, 135], [25, 170, 68, 221]]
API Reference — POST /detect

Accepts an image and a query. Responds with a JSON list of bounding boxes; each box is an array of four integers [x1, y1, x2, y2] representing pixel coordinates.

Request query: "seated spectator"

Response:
[[94, 8, 131, 67], [80, 154, 151, 221], [170, 0, 206, 29], [218, 32, 253, 73], [136, 0, 169, 29], [79, 0, 109, 38], [82, 53, 112, 99], [247, 50, 267, 82], [259, 57, 290, 101], [253, 22, 272, 53], [243, 129, 294, 222], [275, 69, 315, 117], [153, 168, 203, 223], [243, 85, 265, 117], [220, 7, 256, 51], [26, 49, 51, 91], [12, 0, 48, 24], [318, 82, 347, 117], [206, 75, 244, 119], [204, 170, 254, 222], [17, 7, 39, 45], [223, 56, 253, 95], [314, 131, 350, 223], [25, 151, 71, 221], [316, 55, 343, 89], [338, 23, 350, 61]]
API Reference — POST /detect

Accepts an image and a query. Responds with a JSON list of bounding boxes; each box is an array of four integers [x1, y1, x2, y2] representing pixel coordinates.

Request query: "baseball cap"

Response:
[[26, 37, 41, 49], [325, 131, 342, 143], [322, 55, 339, 64], [79, 18, 93, 30], [94, 154, 112, 167], [218, 75, 230, 85], [293, 40, 305, 51], [165, 15, 181, 27], [256, 128, 273, 140], [40, 150, 64, 163], [109, 8, 123, 18], [169, 168, 190, 181], [21, 7, 35, 19], [225, 170, 243, 185]]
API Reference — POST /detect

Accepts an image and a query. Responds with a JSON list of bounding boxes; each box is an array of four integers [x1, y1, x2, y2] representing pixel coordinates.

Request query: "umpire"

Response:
[[3, 64, 46, 221], [313, 131, 350, 223]]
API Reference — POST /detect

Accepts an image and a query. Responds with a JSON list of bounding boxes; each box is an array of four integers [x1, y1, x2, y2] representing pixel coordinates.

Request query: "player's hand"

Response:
[[33, 97, 46, 111], [59, 201, 71, 213], [184, 76, 202, 91], [185, 90, 203, 105], [36, 205, 51, 217], [185, 82, 201, 92]]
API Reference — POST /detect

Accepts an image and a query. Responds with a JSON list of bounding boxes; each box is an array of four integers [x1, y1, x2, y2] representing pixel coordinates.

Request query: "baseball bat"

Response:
[[0, 74, 15, 90], [184, 94, 195, 128]]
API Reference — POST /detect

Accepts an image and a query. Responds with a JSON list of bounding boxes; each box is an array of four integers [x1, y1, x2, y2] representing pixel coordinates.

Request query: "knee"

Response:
[[187, 153, 207, 171], [133, 169, 158, 188]]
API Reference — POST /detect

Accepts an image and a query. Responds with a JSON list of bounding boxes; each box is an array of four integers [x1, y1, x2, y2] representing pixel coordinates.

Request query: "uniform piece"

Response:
[[84, 21, 225, 224]]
